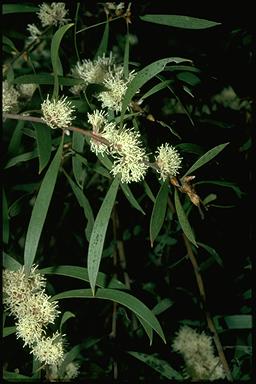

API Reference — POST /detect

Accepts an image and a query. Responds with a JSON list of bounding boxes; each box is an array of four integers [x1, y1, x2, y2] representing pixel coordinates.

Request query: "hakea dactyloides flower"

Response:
[[3, 265, 65, 366], [154, 143, 182, 181], [37, 2, 69, 27], [172, 326, 226, 381], [41, 95, 76, 131]]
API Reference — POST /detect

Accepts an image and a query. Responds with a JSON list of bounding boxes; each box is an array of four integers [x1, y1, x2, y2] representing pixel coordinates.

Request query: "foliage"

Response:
[[2, 2, 252, 382]]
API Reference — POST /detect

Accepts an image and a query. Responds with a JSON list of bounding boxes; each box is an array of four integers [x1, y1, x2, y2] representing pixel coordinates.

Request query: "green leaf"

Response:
[[60, 311, 75, 332], [88, 176, 120, 295], [7, 120, 24, 156], [140, 80, 173, 101], [174, 188, 197, 247], [52, 288, 166, 343], [72, 131, 85, 188], [120, 57, 191, 125], [177, 71, 201, 86], [150, 180, 169, 246], [136, 315, 153, 345], [14, 74, 84, 86], [143, 181, 156, 203], [3, 371, 36, 381], [5, 149, 38, 169], [40, 265, 127, 290], [95, 19, 109, 58], [24, 138, 63, 273], [128, 351, 182, 379], [51, 23, 74, 98], [123, 31, 130, 78], [3, 252, 22, 270], [3, 326, 16, 337], [140, 14, 221, 29], [184, 142, 229, 176], [32, 123, 52, 174], [196, 180, 244, 199], [197, 242, 223, 267], [214, 315, 252, 332], [64, 172, 94, 241], [152, 298, 174, 315], [3, 189, 9, 245], [2, 4, 39, 14], [3, 36, 18, 52], [120, 183, 145, 214]]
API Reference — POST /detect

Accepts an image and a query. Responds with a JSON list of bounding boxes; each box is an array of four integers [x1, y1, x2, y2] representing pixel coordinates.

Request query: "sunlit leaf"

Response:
[[174, 188, 197, 246], [32, 122, 52, 174], [52, 288, 166, 343], [51, 23, 74, 98], [88, 176, 120, 295], [40, 265, 127, 290], [184, 142, 229, 176], [24, 138, 63, 273], [150, 180, 169, 246], [140, 14, 221, 29]]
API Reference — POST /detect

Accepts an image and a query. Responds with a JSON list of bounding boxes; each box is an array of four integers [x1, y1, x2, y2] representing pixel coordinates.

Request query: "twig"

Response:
[[167, 196, 233, 381]]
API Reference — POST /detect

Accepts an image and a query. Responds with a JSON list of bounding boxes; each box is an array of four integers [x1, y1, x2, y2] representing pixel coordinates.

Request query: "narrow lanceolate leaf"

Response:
[[7, 120, 24, 156], [140, 14, 221, 29], [24, 139, 63, 274], [3, 326, 16, 337], [72, 131, 85, 188], [123, 31, 130, 78], [95, 19, 109, 58], [64, 173, 94, 241], [174, 188, 197, 247], [128, 351, 183, 380], [3, 252, 22, 271], [2, 4, 39, 14], [40, 265, 127, 290], [14, 74, 83, 86], [136, 315, 153, 345], [150, 180, 169, 247], [51, 23, 74, 98], [140, 80, 173, 101], [120, 183, 145, 214], [52, 288, 166, 343], [120, 57, 191, 125], [32, 123, 52, 173], [88, 176, 120, 295], [184, 142, 229, 176]]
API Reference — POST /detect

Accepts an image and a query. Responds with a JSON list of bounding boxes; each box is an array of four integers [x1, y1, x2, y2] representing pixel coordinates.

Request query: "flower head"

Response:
[[110, 127, 149, 183], [155, 143, 182, 180], [26, 24, 41, 44], [41, 95, 75, 129], [32, 332, 65, 365], [37, 2, 69, 27], [2, 81, 20, 113], [18, 83, 37, 99], [172, 326, 225, 381], [97, 68, 135, 112], [87, 110, 116, 156], [16, 315, 44, 347], [70, 54, 117, 95]]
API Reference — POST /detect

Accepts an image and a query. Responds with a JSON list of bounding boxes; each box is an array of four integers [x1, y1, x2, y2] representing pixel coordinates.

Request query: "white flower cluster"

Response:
[[2, 81, 20, 113], [48, 360, 80, 381], [71, 54, 135, 113], [18, 83, 37, 99], [211, 86, 252, 112], [37, 2, 69, 27], [26, 23, 42, 44], [88, 110, 149, 183], [155, 143, 182, 181], [3, 266, 65, 366], [172, 326, 226, 381], [41, 95, 76, 130], [87, 110, 182, 183]]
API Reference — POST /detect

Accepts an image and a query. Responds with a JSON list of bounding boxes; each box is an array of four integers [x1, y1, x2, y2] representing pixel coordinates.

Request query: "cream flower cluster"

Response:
[[71, 54, 135, 112], [172, 326, 226, 381], [48, 359, 80, 381], [37, 2, 69, 27], [41, 95, 76, 130], [87, 110, 182, 183], [2, 81, 20, 113], [155, 143, 182, 181], [3, 266, 65, 366], [88, 110, 149, 183], [26, 23, 42, 44]]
